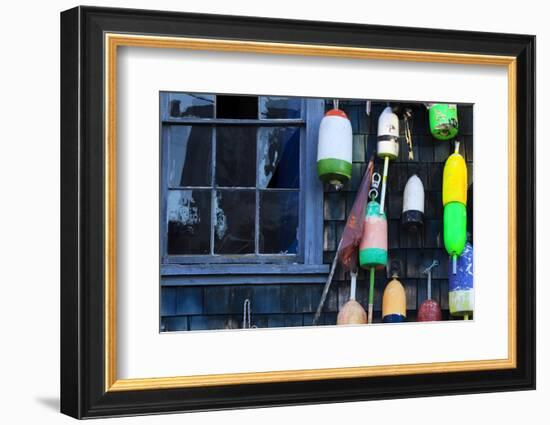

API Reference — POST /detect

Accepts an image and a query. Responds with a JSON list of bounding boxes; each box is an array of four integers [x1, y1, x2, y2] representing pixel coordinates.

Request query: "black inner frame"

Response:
[[60, 6, 536, 419]]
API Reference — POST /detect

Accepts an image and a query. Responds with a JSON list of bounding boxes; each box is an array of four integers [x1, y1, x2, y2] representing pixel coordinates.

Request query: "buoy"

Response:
[[359, 199, 388, 324], [443, 142, 467, 273], [337, 272, 367, 325], [417, 260, 442, 322], [317, 108, 353, 190], [377, 106, 400, 212], [337, 300, 367, 324], [382, 274, 406, 323], [442, 146, 468, 206], [429, 104, 459, 140], [377, 106, 400, 160], [402, 174, 425, 230], [359, 200, 388, 269], [449, 242, 474, 320]]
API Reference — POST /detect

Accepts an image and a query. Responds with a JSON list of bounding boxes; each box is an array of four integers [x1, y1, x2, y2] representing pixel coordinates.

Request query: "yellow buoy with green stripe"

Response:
[[443, 142, 468, 273]]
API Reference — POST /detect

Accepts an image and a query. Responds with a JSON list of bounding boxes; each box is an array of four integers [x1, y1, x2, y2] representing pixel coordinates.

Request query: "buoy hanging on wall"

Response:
[[337, 300, 367, 325], [377, 106, 400, 212], [317, 108, 353, 190], [429, 104, 459, 140], [359, 200, 388, 269], [359, 199, 388, 324], [449, 242, 474, 320], [417, 260, 442, 322], [402, 174, 425, 230], [377, 106, 400, 160], [443, 142, 468, 274], [337, 273, 367, 325], [382, 274, 406, 323]]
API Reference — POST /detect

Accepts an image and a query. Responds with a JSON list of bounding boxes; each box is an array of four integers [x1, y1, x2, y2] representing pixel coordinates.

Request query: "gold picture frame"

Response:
[[104, 34, 517, 392]]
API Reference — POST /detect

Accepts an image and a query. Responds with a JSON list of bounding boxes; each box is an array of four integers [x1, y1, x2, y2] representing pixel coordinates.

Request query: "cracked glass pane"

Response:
[[258, 127, 300, 189], [260, 97, 301, 119], [168, 93, 214, 118], [215, 126, 257, 187], [167, 190, 211, 255], [168, 126, 212, 187], [214, 190, 255, 254], [259, 191, 299, 254]]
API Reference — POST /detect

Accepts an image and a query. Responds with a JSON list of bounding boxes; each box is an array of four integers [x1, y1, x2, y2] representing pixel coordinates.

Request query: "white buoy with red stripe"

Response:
[[377, 106, 400, 212], [317, 106, 353, 190]]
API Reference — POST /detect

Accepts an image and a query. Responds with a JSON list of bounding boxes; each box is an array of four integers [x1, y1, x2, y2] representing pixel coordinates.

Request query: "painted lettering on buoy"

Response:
[[429, 104, 459, 140]]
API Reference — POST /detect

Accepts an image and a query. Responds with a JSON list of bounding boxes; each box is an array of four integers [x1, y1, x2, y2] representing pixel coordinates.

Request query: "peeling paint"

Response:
[[168, 191, 200, 225], [214, 192, 228, 240]]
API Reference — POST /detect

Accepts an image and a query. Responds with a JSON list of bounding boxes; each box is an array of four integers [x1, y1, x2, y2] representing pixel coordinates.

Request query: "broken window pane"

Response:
[[216, 95, 258, 119], [258, 127, 300, 189], [168, 126, 212, 187], [260, 97, 301, 119], [168, 93, 214, 118], [215, 127, 257, 187], [214, 190, 255, 254], [167, 190, 211, 255], [259, 191, 299, 254]]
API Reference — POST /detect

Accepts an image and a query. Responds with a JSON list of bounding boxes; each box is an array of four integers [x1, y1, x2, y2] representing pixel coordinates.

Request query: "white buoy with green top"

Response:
[[317, 100, 353, 190]]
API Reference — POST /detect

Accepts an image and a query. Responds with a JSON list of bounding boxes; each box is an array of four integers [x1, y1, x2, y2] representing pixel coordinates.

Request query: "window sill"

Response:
[[161, 263, 329, 285]]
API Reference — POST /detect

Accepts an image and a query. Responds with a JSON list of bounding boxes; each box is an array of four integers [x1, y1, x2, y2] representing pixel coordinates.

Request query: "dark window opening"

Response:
[[216, 127, 257, 187], [216, 95, 258, 119]]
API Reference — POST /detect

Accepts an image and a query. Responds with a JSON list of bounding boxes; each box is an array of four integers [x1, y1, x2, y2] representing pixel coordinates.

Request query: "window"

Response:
[[160, 93, 328, 282]]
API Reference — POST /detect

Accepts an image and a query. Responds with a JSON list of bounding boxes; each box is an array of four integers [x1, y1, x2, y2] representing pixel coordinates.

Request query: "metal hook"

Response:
[[423, 260, 439, 275], [371, 172, 381, 190], [243, 298, 252, 329], [423, 260, 439, 300], [368, 188, 378, 201]]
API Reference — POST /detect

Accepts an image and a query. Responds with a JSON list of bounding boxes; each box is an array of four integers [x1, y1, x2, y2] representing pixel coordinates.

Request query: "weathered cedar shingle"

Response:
[[175, 287, 203, 315], [324, 192, 346, 221]]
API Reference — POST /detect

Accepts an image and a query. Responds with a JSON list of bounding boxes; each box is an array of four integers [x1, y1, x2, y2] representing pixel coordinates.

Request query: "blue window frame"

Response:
[[160, 93, 328, 284]]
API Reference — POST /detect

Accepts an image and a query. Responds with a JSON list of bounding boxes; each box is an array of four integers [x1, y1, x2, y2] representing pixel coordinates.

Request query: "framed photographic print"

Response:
[[60, 5, 536, 419]]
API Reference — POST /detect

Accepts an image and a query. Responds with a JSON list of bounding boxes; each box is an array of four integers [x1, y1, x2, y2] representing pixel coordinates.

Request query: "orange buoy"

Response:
[[337, 300, 367, 325], [337, 272, 367, 325]]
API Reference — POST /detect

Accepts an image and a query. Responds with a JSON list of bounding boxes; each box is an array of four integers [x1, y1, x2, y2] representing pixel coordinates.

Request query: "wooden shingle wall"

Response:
[[160, 101, 473, 331]]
